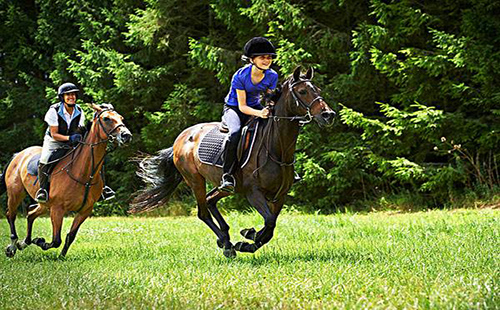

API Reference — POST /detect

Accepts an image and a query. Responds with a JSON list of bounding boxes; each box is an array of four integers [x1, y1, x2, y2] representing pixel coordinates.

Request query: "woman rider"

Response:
[[35, 82, 115, 203], [219, 37, 278, 192]]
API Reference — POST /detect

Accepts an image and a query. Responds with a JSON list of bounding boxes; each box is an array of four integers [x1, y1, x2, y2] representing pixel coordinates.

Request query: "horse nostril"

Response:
[[321, 111, 336, 122], [122, 132, 132, 143]]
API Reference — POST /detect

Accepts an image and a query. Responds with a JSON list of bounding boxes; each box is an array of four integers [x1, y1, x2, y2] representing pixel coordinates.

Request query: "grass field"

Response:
[[0, 209, 498, 309]]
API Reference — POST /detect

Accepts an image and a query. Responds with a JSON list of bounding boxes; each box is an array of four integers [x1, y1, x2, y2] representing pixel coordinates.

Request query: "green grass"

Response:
[[0, 209, 498, 309]]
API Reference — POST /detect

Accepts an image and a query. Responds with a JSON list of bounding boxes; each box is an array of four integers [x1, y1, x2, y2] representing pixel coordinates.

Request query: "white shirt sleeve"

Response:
[[44, 108, 58, 127], [79, 109, 86, 127]]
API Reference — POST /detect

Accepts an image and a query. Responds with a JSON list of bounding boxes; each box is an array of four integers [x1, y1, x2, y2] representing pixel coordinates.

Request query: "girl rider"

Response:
[[35, 82, 115, 203], [219, 37, 278, 193]]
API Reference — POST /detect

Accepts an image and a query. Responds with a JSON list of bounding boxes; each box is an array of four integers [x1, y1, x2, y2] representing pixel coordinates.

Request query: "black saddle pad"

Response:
[[198, 120, 261, 168]]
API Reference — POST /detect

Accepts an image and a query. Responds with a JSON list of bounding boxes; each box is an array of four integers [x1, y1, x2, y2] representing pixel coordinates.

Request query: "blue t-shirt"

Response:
[[225, 64, 278, 108]]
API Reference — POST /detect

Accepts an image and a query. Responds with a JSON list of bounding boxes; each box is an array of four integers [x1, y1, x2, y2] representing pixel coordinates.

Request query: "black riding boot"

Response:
[[99, 168, 115, 201], [35, 163, 52, 203], [219, 135, 239, 193]]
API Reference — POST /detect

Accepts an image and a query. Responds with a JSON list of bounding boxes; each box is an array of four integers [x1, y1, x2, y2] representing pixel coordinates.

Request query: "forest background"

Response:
[[1, 0, 499, 215]]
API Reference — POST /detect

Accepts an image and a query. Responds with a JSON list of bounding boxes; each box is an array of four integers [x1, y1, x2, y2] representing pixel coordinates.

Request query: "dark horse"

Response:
[[130, 67, 334, 257], [0, 104, 132, 257]]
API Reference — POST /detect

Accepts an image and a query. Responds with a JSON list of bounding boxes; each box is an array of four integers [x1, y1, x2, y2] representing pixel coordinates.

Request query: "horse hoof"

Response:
[[33, 238, 46, 247], [234, 242, 258, 253], [216, 239, 223, 249], [223, 247, 236, 258], [234, 241, 245, 252], [240, 228, 256, 241], [5, 245, 16, 258], [16, 240, 29, 250]]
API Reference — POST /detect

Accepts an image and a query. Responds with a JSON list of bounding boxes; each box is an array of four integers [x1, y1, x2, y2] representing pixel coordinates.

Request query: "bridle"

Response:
[[255, 78, 324, 201], [62, 108, 125, 212], [95, 109, 127, 143], [269, 78, 324, 126]]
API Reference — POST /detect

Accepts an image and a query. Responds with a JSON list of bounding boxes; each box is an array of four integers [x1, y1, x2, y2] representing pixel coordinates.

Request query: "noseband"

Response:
[[95, 109, 126, 142], [271, 79, 324, 125]]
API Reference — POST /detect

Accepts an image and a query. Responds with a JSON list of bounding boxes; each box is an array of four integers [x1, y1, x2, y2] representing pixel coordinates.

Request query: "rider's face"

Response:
[[63, 93, 76, 105], [252, 55, 273, 70]]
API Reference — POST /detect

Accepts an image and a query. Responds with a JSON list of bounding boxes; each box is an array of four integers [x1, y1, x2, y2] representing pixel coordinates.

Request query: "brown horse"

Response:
[[0, 104, 132, 257], [131, 67, 334, 257]]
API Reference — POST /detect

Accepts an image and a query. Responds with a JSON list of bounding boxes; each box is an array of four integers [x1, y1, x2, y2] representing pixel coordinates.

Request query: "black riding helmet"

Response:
[[57, 82, 79, 102], [243, 37, 277, 58]]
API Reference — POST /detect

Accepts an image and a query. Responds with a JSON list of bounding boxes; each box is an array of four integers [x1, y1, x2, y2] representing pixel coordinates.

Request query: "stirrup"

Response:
[[101, 186, 116, 201], [35, 189, 48, 203], [218, 174, 235, 193], [293, 172, 302, 184]]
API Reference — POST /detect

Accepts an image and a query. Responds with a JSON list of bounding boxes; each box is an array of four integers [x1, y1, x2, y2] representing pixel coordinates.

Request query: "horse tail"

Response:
[[129, 146, 183, 213], [0, 169, 6, 196], [0, 156, 14, 196]]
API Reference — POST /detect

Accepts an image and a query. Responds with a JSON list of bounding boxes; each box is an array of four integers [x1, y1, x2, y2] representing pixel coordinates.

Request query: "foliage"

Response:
[[1, 0, 500, 213]]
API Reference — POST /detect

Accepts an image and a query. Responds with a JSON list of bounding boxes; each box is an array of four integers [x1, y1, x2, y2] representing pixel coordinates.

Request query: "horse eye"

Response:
[[299, 89, 307, 95], [103, 117, 111, 122]]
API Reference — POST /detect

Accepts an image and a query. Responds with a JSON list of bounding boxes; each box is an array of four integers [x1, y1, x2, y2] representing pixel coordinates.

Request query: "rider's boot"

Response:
[[35, 163, 51, 203], [219, 135, 239, 193]]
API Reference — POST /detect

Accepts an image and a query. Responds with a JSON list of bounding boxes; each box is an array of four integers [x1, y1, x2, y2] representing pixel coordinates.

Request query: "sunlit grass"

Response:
[[0, 209, 498, 309]]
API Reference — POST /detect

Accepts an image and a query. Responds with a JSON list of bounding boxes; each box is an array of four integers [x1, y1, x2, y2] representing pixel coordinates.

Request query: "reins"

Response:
[[252, 77, 323, 202], [55, 108, 122, 212]]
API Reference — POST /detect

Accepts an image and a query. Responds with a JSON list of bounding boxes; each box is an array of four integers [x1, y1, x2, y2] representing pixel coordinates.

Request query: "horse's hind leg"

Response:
[[4, 190, 25, 257], [20, 203, 46, 249], [206, 188, 232, 249], [187, 175, 235, 258], [60, 209, 91, 257], [33, 206, 64, 251]]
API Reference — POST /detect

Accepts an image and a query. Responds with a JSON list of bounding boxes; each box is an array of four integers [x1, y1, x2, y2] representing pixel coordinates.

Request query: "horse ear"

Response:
[[293, 66, 302, 82], [91, 103, 103, 113], [305, 67, 314, 80]]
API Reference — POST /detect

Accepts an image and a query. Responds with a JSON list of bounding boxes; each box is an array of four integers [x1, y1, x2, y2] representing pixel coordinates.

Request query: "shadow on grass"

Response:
[[214, 246, 386, 267]]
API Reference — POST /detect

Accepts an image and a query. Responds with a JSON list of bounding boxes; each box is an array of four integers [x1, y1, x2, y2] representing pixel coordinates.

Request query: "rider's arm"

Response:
[[236, 89, 269, 118], [49, 126, 70, 142]]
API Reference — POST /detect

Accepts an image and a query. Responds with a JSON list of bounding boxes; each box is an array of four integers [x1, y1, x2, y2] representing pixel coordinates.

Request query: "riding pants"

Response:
[[221, 104, 262, 174]]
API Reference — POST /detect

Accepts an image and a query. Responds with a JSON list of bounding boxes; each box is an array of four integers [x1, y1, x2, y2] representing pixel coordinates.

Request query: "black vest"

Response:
[[46, 103, 82, 137]]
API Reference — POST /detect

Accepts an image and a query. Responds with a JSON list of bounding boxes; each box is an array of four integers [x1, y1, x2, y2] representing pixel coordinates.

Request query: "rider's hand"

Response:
[[260, 107, 270, 119], [69, 134, 82, 145]]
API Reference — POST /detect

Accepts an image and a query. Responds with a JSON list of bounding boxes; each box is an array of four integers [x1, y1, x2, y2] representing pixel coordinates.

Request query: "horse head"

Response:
[[90, 103, 132, 145], [281, 66, 335, 127]]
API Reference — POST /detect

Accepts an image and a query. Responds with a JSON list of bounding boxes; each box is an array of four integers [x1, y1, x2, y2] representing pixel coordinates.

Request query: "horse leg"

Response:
[[60, 210, 91, 257], [4, 189, 25, 257], [235, 190, 283, 253], [19, 203, 46, 249], [206, 188, 231, 249], [188, 176, 235, 258], [33, 206, 64, 251]]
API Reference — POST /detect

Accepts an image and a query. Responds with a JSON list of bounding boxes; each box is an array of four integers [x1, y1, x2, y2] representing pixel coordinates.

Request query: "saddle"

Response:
[[27, 148, 70, 176], [197, 118, 261, 168]]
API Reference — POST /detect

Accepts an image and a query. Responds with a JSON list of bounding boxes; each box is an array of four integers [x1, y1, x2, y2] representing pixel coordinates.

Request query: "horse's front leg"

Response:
[[236, 190, 284, 253], [33, 206, 64, 251], [60, 209, 91, 257]]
